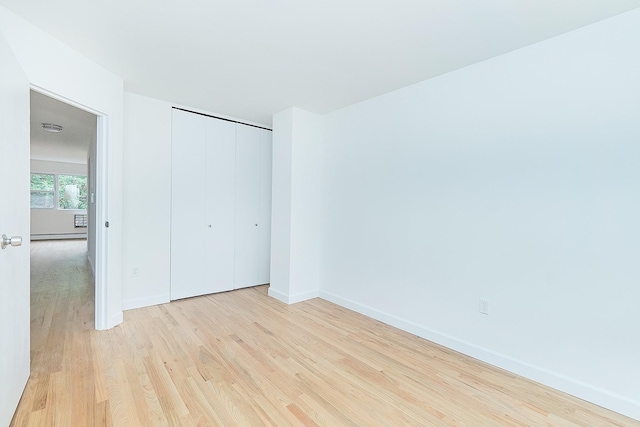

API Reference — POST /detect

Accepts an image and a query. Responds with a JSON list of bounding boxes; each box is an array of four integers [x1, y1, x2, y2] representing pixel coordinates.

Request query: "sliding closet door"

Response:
[[234, 124, 261, 289], [204, 118, 236, 293], [171, 109, 207, 300], [235, 124, 272, 289], [172, 109, 272, 298]]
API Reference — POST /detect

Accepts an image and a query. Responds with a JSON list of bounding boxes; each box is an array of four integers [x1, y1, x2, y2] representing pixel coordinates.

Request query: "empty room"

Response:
[[1, 1, 639, 425]]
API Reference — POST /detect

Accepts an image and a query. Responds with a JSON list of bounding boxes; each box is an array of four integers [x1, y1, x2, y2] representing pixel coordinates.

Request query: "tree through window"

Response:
[[30, 173, 88, 210], [58, 175, 88, 210], [30, 173, 55, 208]]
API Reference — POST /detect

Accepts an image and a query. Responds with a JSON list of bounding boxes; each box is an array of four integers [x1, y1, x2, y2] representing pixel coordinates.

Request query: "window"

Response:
[[30, 173, 88, 210], [30, 173, 55, 208], [58, 175, 88, 210]]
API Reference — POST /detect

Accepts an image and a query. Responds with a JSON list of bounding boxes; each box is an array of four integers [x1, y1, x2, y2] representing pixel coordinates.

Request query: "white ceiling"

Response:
[[4, 1, 640, 125], [30, 90, 95, 164]]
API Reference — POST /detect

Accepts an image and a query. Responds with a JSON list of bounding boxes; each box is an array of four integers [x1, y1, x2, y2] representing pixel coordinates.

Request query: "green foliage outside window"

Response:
[[30, 173, 54, 191], [30, 173, 88, 210], [58, 175, 88, 210], [30, 173, 55, 208]]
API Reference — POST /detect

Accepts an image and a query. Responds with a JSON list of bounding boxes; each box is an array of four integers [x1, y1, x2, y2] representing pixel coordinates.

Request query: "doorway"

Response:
[[29, 88, 107, 330]]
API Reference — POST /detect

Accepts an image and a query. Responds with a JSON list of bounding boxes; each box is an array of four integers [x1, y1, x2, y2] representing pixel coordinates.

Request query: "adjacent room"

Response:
[[0, 1, 639, 425]]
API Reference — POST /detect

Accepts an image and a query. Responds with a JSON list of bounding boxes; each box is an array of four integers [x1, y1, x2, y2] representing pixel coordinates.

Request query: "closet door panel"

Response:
[[234, 125, 261, 289], [171, 109, 207, 300], [204, 118, 236, 293]]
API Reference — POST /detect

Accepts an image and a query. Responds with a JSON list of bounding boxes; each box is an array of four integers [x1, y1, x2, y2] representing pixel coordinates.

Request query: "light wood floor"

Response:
[[11, 240, 639, 426]]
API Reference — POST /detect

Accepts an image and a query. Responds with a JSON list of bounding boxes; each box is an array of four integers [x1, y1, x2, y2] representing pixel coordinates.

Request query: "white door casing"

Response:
[[30, 87, 111, 331], [0, 32, 31, 426]]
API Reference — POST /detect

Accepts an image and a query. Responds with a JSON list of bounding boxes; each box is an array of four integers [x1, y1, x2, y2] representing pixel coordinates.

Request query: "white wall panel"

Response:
[[269, 110, 293, 300], [270, 108, 323, 303], [258, 129, 273, 284], [320, 9, 640, 420], [122, 93, 172, 309]]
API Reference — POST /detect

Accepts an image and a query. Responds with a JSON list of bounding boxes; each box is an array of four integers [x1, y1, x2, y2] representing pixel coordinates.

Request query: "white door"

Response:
[[204, 117, 236, 293], [171, 109, 207, 300], [171, 110, 237, 299], [0, 34, 31, 426], [234, 125, 266, 289]]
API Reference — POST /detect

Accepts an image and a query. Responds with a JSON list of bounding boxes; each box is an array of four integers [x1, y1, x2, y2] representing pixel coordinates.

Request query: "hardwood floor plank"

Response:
[[91, 332, 110, 403], [11, 240, 640, 426], [94, 399, 113, 427], [29, 374, 49, 412], [183, 374, 226, 426], [287, 402, 320, 427], [50, 371, 71, 427]]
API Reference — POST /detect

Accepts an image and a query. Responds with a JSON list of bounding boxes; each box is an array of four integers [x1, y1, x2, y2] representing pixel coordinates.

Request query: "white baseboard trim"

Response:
[[123, 294, 171, 311], [31, 234, 87, 240], [107, 311, 123, 329], [268, 288, 319, 305], [267, 288, 289, 303], [289, 290, 319, 304], [319, 290, 640, 422]]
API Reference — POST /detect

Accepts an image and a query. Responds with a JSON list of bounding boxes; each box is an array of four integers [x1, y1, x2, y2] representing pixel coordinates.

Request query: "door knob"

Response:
[[1, 234, 22, 250]]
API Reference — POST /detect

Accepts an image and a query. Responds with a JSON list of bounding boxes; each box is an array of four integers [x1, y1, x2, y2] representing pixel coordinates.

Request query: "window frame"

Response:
[[30, 172, 88, 211]]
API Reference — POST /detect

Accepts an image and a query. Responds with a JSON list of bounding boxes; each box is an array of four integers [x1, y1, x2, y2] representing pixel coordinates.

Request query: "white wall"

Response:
[[31, 159, 86, 174], [289, 109, 323, 300], [122, 93, 172, 309], [30, 160, 87, 238], [270, 108, 323, 303], [0, 6, 124, 329], [269, 110, 294, 301], [318, 9, 640, 420]]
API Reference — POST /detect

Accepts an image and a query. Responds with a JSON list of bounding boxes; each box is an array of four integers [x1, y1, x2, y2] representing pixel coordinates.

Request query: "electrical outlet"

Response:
[[479, 298, 490, 315], [131, 267, 139, 278]]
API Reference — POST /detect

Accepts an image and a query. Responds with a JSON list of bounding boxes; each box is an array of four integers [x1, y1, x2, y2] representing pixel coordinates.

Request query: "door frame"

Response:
[[30, 84, 109, 330]]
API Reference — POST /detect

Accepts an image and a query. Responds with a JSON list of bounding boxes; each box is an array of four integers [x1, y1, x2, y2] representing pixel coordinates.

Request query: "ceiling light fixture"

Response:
[[41, 123, 63, 133]]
